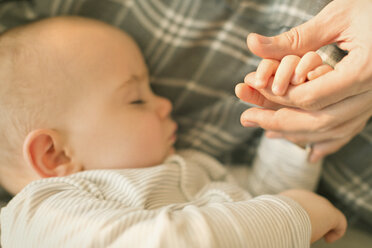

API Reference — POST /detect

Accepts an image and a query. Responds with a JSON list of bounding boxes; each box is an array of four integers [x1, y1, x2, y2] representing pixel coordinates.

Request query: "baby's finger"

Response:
[[307, 64, 333, 81], [272, 55, 300, 96], [292, 52, 323, 85], [254, 59, 280, 89]]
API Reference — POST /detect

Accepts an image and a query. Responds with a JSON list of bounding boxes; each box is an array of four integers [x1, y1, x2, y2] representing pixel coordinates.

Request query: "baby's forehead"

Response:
[[3, 19, 117, 70], [41, 18, 139, 66], [2, 17, 147, 93]]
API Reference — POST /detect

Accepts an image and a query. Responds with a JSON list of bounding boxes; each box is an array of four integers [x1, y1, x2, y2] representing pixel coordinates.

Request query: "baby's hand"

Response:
[[280, 189, 347, 244], [247, 52, 333, 96]]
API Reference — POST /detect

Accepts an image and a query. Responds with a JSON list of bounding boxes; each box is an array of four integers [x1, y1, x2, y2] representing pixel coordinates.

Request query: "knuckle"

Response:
[[269, 117, 281, 131], [313, 113, 335, 132], [296, 93, 323, 110], [272, 109, 288, 130], [284, 28, 302, 51]]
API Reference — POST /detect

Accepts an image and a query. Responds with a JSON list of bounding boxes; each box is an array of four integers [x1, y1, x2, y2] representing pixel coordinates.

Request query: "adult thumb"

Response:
[[247, 3, 343, 60]]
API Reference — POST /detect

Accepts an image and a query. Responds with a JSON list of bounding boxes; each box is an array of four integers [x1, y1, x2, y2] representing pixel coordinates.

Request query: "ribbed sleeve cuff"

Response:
[[253, 195, 312, 248]]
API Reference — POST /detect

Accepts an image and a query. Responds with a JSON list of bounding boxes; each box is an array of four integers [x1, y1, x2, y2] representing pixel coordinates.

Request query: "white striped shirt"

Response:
[[1, 137, 321, 248]]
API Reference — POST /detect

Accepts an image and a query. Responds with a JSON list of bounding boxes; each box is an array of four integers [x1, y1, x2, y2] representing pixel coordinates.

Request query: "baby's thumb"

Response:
[[247, 4, 341, 60]]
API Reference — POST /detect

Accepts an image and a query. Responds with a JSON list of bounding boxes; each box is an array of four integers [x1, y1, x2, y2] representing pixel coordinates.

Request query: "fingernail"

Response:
[[255, 34, 272, 44], [242, 121, 258, 127]]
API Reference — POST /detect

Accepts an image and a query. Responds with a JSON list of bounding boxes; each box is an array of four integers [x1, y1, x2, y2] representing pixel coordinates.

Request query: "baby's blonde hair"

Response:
[[0, 22, 69, 169]]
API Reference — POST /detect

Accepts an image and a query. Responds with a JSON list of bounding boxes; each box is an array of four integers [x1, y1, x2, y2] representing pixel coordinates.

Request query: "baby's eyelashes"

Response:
[[130, 99, 145, 104]]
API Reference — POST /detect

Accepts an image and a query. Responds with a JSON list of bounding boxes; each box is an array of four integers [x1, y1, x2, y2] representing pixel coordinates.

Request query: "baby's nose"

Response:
[[156, 96, 173, 119]]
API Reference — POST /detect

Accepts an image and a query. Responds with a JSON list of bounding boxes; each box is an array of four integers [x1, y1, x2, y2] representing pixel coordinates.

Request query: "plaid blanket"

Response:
[[0, 0, 371, 226]]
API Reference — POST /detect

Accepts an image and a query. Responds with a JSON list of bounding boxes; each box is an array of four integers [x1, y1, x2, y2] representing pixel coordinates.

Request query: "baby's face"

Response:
[[60, 23, 177, 170]]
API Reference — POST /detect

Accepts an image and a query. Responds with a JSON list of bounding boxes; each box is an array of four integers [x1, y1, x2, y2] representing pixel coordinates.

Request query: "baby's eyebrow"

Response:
[[115, 72, 148, 91]]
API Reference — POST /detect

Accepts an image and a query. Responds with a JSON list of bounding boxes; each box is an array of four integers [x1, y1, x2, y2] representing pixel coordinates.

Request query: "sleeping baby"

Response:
[[0, 16, 346, 248]]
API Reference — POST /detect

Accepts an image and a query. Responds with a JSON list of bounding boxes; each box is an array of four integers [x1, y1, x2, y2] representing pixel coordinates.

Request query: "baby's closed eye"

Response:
[[130, 99, 146, 104]]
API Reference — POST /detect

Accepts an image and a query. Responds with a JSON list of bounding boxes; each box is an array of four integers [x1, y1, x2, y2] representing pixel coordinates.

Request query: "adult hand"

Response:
[[239, 0, 372, 162]]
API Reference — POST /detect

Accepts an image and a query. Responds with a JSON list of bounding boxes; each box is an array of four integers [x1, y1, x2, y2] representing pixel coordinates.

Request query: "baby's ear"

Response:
[[23, 129, 80, 178]]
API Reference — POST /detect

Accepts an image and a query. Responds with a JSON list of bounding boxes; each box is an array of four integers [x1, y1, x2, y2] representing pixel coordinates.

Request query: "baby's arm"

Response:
[[244, 137, 346, 244], [250, 52, 333, 96], [2, 176, 310, 247], [1, 170, 345, 247], [280, 189, 347, 244]]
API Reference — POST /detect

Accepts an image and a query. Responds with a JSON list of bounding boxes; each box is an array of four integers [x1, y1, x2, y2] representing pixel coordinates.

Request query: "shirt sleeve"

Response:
[[247, 136, 322, 196], [1, 177, 311, 248]]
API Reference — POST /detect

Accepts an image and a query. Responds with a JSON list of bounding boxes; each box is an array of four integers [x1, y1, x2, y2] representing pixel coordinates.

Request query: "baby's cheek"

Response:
[[130, 123, 166, 166]]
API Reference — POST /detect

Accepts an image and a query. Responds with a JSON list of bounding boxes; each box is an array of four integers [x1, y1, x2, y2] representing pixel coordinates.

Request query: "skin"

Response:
[[252, 52, 330, 95], [280, 189, 347, 244], [236, 52, 333, 147], [60, 23, 178, 172], [1, 17, 346, 244], [1, 17, 177, 194], [239, 0, 372, 162]]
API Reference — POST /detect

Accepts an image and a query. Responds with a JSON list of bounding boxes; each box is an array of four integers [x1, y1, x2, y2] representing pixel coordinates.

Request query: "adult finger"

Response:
[[253, 50, 372, 111], [235, 83, 266, 108], [265, 109, 370, 144], [235, 84, 281, 112], [247, 1, 345, 59], [309, 136, 355, 163], [240, 90, 372, 132], [238, 72, 283, 109]]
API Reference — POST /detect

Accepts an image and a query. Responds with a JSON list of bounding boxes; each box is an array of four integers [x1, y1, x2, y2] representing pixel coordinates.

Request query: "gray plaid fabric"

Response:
[[0, 0, 371, 227]]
